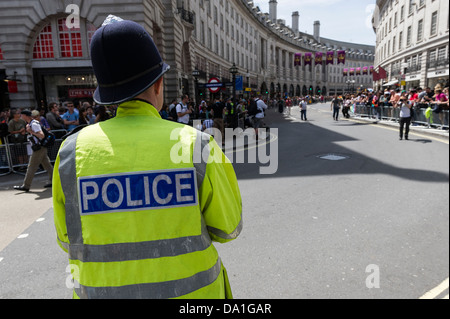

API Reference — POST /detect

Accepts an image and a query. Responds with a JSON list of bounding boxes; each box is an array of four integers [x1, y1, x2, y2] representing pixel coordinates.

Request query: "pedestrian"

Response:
[[46, 102, 65, 131], [209, 98, 226, 145], [331, 95, 342, 121], [53, 17, 242, 299], [300, 98, 308, 121], [61, 101, 79, 131], [433, 84, 449, 129], [176, 94, 192, 125], [13, 110, 53, 192], [397, 96, 412, 140], [253, 95, 268, 140]]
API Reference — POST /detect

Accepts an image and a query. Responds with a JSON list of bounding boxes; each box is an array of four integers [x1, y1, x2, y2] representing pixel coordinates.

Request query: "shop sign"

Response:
[[427, 69, 449, 78], [68, 88, 95, 98]]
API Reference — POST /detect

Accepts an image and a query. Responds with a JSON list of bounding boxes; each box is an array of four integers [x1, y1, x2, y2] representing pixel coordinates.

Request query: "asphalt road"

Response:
[[0, 104, 448, 299]]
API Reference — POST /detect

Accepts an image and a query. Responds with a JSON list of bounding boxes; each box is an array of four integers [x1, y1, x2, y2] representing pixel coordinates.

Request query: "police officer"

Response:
[[53, 16, 243, 299]]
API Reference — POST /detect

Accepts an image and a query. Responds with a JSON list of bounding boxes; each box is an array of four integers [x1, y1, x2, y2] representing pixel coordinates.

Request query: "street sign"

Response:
[[208, 77, 221, 93], [236, 76, 244, 91]]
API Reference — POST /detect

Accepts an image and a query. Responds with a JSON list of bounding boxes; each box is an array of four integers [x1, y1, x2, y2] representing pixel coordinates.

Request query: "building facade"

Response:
[[373, 0, 449, 91], [0, 0, 375, 110]]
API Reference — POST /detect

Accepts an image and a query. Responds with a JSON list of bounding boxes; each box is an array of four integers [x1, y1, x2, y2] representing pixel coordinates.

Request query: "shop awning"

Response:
[[383, 79, 399, 87]]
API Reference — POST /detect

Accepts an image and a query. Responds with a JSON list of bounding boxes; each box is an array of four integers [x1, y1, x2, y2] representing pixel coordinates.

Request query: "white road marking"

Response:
[[36, 218, 45, 222], [17, 234, 29, 239], [420, 278, 449, 299]]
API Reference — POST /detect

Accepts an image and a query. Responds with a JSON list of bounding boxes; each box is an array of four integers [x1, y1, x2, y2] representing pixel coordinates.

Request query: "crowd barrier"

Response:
[[0, 129, 67, 176], [351, 103, 449, 129]]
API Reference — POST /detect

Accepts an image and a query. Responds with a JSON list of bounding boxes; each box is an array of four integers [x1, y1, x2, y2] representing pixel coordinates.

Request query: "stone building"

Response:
[[373, 0, 449, 91], [0, 0, 375, 110]]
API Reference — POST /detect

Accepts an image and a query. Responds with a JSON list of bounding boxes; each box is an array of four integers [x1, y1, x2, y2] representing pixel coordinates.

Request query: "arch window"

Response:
[[33, 24, 55, 59], [58, 18, 82, 58]]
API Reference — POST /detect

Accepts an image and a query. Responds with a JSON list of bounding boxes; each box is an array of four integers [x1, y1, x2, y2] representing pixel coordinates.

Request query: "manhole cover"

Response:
[[318, 154, 350, 161]]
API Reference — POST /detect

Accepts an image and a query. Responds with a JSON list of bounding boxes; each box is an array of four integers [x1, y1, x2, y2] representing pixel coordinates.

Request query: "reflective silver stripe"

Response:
[[208, 217, 243, 241], [58, 132, 83, 246], [69, 221, 212, 263], [193, 130, 210, 189], [74, 257, 222, 299]]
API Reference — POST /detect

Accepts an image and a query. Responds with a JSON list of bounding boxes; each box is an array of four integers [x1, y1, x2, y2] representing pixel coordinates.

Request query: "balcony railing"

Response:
[[179, 9, 194, 25], [427, 58, 449, 69]]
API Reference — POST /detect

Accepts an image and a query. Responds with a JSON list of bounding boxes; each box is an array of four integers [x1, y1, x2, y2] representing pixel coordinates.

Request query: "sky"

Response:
[[254, 0, 376, 46]]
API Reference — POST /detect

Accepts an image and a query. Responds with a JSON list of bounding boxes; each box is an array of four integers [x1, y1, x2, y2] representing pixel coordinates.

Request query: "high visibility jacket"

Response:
[[53, 100, 242, 299]]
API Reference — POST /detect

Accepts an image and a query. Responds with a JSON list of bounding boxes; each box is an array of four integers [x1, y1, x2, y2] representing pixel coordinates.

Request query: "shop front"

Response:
[[404, 74, 421, 90], [427, 69, 449, 90], [33, 68, 97, 110]]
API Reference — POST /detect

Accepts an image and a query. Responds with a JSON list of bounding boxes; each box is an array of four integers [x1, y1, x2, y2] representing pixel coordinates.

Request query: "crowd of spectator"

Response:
[[0, 101, 117, 144], [329, 84, 449, 128]]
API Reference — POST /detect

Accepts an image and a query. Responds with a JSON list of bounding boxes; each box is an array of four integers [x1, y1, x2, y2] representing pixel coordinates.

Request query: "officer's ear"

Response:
[[153, 77, 164, 97]]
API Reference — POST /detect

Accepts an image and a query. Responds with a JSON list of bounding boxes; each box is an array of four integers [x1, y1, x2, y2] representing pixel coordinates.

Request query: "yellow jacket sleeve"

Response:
[[52, 153, 69, 253], [199, 137, 243, 243]]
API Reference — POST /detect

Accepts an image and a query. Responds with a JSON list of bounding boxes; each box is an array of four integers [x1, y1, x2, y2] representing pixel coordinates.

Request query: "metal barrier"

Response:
[[0, 129, 67, 177], [352, 104, 449, 129], [0, 142, 12, 176]]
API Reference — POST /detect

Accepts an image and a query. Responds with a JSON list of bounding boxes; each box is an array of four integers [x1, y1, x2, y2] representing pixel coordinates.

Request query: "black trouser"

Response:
[[399, 117, 411, 139], [333, 107, 340, 120]]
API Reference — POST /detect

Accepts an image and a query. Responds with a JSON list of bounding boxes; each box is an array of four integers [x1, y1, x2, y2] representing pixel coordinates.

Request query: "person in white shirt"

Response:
[[14, 110, 53, 192], [253, 96, 268, 140], [300, 98, 308, 121], [176, 95, 192, 125]]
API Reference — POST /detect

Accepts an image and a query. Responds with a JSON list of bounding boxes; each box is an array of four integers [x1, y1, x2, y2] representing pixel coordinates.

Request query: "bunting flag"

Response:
[[343, 68, 348, 76], [304, 53, 312, 66], [363, 67, 368, 75], [7, 80, 18, 93], [326, 51, 334, 65], [294, 53, 302, 66], [356, 67, 361, 76], [378, 66, 387, 80], [349, 68, 355, 76], [315, 52, 323, 65], [337, 50, 346, 64], [372, 70, 379, 81], [369, 66, 374, 75]]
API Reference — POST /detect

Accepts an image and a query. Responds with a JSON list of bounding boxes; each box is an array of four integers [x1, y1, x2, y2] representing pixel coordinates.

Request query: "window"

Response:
[[406, 26, 412, 46], [399, 31, 403, 49], [430, 11, 438, 36], [33, 24, 55, 59], [58, 18, 82, 58], [417, 19, 423, 42], [0, 46, 3, 60]]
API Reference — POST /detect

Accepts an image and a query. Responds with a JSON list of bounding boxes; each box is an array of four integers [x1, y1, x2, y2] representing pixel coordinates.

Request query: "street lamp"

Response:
[[229, 63, 238, 102], [192, 68, 200, 107]]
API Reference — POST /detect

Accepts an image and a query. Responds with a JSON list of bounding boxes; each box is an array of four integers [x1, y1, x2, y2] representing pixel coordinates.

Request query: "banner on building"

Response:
[[343, 68, 348, 76], [356, 67, 361, 76], [304, 53, 312, 66], [337, 50, 346, 64], [7, 81, 18, 94], [294, 53, 302, 66], [315, 52, 323, 65], [369, 66, 374, 74], [349, 68, 355, 76], [363, 67, 369, 75], [326, 51, 334, 65]]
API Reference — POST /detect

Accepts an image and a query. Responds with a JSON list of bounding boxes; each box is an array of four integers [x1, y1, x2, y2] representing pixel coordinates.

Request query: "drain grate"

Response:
[[318, 154, 350, 161]]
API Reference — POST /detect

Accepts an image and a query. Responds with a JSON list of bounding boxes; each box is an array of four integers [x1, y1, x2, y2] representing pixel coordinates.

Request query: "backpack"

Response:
[[40, 125, 56, 148], [169, 104, 179, 122], [248, 99, 261, 116]]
